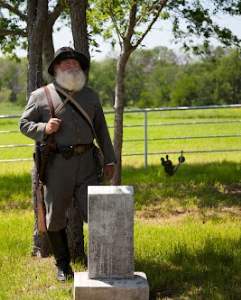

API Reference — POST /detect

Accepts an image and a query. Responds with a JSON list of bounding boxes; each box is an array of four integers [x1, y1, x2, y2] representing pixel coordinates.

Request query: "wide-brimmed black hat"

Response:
[[48, 47, 90, 76]]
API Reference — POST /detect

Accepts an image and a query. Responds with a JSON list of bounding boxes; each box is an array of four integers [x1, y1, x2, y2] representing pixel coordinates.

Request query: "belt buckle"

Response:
[[74, 145, 84, 155], [62, 146, 74, 159]]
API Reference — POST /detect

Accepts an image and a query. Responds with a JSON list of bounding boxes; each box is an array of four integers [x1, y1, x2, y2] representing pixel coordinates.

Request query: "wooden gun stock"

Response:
[[36, 182, 47, 233]]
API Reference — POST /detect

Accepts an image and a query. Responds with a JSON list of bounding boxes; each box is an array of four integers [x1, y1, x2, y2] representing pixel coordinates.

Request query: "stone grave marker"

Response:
[[74, 186, 149, 300]]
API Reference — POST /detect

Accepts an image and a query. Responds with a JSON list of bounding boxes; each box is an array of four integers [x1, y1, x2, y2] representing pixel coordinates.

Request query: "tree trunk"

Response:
[[112, 51, 130, 185], [68, 0, 90, 60], [42, 24, 54, 83], [27, 0, 48, 97], [42, 2, 64, 83], [27, 0, 51, 257]]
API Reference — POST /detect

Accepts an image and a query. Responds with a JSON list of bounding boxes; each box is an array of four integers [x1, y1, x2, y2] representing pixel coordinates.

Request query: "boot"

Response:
[[66, 210, 87, 267], [74, 250, 88, 267], [68, 229, 87, 267], [47, 229, 74, 281]]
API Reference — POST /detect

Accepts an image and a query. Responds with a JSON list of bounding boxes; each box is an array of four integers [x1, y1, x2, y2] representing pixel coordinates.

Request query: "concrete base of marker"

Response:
[[74, 272, 149, 300]]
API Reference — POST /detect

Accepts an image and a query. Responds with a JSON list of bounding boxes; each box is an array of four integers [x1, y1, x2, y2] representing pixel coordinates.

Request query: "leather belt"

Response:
[[56, 143, 93, 159]]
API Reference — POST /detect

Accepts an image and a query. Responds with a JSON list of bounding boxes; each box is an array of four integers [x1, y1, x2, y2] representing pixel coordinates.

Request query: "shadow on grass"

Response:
[[0, 173, 31, 209], [123, 161, 241, 210], [136, 235, 241, 299], [1, 161, 241, 211]]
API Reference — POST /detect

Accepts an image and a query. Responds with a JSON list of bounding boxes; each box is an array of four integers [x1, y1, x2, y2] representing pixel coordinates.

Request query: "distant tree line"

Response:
[[90, 46, 241, 108], [0, 46, 241, 108], [0, 57, 27, 106]]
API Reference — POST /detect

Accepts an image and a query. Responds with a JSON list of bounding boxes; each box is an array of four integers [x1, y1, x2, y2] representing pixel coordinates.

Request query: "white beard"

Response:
[[55, 68, 86, 91]]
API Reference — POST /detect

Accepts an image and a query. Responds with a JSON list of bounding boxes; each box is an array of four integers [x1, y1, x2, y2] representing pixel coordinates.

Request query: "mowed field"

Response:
[[1, 104, 241, 299], [2, 105, 241, 164]]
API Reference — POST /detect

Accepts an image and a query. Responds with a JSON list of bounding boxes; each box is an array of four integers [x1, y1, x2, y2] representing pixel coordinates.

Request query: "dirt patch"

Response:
[[224, 183, 241, 195], [135, 205, 241, 224], [135, 207, 198, 224]]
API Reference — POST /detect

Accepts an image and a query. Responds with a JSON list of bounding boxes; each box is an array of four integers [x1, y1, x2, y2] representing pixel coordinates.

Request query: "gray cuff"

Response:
[[36, 122, 47, 142]]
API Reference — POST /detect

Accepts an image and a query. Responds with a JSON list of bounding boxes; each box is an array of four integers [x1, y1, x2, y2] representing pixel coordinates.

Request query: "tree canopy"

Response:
[[1, 46, 241, 108]]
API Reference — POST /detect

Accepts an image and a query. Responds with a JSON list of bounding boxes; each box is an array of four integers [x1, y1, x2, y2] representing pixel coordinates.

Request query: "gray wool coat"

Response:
[[20, 83, 116, 231]]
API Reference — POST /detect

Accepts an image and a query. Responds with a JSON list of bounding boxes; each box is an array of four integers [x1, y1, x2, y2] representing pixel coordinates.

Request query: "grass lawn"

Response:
[[1, 163, 241, 299], [1, 209, 241, 299], [1, 106, 241, 165], [0, 210, 76, 300], [1, 105, 241, 299]]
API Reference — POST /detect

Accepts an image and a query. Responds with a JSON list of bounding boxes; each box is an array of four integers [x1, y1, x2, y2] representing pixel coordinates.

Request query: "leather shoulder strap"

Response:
[[55, 85, 98, 139], [44, 86, 55, 118], [43, 86, 56, 143], [53, 86, 103, 156]]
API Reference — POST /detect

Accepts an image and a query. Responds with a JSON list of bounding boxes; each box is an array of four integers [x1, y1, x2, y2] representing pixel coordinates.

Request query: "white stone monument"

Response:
[[74, 186, 149, 300]]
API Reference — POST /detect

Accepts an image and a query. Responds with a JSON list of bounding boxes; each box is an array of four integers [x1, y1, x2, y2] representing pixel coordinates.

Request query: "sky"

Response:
[[2, 11, 241, 61], [52, 18, 175, 61], [52, 14, 241, 61]]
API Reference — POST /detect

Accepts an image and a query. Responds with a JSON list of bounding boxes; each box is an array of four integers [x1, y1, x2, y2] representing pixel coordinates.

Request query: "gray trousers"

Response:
[[44, 148, 98, 231]]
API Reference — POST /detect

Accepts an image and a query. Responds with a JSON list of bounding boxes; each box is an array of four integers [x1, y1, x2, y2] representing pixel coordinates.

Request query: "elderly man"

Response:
[[20, 47, 116, 281]]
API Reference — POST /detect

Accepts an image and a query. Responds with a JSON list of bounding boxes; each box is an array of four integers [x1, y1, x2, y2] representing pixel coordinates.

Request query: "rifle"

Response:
[[34, 86, 56, 233], [34, 168, 46, 233]]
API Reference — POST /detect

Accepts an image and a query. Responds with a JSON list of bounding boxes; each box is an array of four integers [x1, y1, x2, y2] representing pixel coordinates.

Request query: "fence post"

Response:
[[144, 110, 148, 168]]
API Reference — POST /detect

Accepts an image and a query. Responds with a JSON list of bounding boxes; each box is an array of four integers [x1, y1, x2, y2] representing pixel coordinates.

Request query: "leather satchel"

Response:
[[92, 144, 104, 181]]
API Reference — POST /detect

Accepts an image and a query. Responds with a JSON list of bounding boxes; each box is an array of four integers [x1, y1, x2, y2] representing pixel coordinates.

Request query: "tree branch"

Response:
[[133, 0, 169, 49], [0, 0, 27, 21], [0, 28, 27, 37], [135, 0, 160, 28], [107, 1, 124, 46], [125, 1, 137, 42], [48, 0, 65, 27]]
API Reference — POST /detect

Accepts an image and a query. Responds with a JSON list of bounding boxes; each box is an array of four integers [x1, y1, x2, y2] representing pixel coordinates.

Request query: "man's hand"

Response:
[[45, 118, 62, 135], [104, 164, 115, 181]]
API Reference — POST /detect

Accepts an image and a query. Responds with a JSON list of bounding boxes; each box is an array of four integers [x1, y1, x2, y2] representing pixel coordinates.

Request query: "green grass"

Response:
[[123, 162, 241, 213], [0, 102, 24, 115], [0, 211, 75, 300], [2, 161, 241, 216], [1, 210, 241, 299], [135, 219, 241, 299], [1, 107, 241, 164], [1, 162, 241, 299], [2, 104, 241, 299]]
